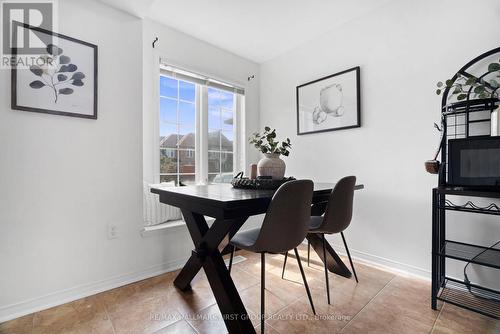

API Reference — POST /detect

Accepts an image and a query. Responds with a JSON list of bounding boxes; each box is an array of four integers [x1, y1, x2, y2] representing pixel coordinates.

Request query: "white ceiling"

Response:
[[99, 0, 391, 63]]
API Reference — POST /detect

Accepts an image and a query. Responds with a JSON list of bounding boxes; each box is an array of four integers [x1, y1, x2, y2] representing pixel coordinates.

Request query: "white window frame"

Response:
[[154, 64, 245, 185]]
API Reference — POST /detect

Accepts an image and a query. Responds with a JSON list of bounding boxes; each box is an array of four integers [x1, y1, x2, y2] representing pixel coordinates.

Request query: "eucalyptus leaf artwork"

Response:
[[28, 44, 85, 103], [436, 60, 500, 101], [12, 22, 97, 119]]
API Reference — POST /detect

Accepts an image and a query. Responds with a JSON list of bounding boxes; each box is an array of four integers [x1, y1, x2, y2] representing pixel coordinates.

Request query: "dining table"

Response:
[[151, 182, 364, 334]]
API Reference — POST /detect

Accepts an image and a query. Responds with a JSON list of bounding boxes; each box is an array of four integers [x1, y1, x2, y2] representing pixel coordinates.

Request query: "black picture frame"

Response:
[[11, 22, 98, 119], [296, 66, 360, 135]]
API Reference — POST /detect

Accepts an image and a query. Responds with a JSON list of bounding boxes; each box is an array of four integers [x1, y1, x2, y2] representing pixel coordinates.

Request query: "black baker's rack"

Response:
[[432, 47, 500, 320]]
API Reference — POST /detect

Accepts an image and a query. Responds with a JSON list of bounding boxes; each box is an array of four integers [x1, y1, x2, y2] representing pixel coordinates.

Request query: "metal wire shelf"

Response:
[[436, 240, 500, 269], [438, 278, 500, 320]]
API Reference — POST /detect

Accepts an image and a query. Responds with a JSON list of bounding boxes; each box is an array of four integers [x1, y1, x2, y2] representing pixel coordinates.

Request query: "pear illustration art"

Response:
[[312, 83, 344, 125]]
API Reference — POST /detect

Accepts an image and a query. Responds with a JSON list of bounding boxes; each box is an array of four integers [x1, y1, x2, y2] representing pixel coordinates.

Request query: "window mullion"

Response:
[[198, 85, 209, 184], [176, 80, 180, 185], [234, 94, 242, 174]]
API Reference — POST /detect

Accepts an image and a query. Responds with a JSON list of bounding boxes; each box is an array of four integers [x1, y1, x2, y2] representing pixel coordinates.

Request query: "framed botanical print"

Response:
[[11, 22, 98, 119], [296, 66, 360, 135]]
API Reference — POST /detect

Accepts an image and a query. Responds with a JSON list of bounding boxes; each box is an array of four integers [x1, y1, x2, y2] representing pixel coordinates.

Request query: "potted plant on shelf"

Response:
[[435, 60, 499, 101], [249, 127, 291, 180], [436, 60, 500, 135]]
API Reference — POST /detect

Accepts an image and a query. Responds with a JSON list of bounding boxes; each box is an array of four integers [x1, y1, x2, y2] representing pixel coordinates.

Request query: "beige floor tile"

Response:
[[104, 287, 182, 334], [239, 284, 288, 319], [342, 311, 432, 334], [432, 303, 500, 334], [31, 296, 114, 334], [185, 304, 227, 334], [0, 314, 34, 334], [255, 323, 281, 334], [340, 276, 438, 334], [229, 267, 260, 292], [153, 320, 197, 334], [267, 297, 346, 334]]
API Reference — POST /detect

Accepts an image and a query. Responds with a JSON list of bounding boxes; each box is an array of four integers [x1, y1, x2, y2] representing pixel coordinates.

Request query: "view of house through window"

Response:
[[159, 72, 238, 185]]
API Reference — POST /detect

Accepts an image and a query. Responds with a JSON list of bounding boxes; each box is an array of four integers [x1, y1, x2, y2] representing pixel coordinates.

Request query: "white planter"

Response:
[[491, 105, 500, 136], [257, 153, 286, 180]]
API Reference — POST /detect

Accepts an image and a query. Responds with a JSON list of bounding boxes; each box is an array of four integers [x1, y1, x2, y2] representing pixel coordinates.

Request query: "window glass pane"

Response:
[[160, 174, 178, 185], [179, 81, 195, 101], [207, 87, 219, 106], [179, 102, 195, 125], [160, 149, 178, 173], [159, 75, 198, 185], [160, 76, 177, 98], [179, 150, 195, 174], [208, 106, 220, 130], [180, 174, 196, 186], [221, 111, 233, 132], [208, 87, 234, 109], [160, 123, 177, 148], [208, 151, 220, 173], [221, 131, 233, 152], [160, 98, 177, 122], [179, 124, 195, 143], [219, 91, 234, 109], [221, 153, 233, 173], [208, 130, 221, 150]]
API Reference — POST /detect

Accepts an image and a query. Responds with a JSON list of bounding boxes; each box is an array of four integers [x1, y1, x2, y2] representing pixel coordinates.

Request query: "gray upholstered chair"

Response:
[[228, 180, 316, 333], [282, 176, 358, 305]]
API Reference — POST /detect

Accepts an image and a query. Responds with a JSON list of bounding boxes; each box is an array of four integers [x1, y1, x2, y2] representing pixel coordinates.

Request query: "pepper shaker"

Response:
[[250, 164, 257, 179]]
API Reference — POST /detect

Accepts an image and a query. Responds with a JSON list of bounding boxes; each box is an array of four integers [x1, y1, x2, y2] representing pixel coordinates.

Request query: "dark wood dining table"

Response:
[[151, 182, 364, 333]]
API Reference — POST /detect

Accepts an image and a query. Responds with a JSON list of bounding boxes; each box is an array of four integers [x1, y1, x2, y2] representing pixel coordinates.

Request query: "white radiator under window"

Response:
[[143, 182, 182, 226]]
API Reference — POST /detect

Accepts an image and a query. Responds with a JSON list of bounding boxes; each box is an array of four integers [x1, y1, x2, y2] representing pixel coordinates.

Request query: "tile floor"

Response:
[[1, 245, 499, 334]]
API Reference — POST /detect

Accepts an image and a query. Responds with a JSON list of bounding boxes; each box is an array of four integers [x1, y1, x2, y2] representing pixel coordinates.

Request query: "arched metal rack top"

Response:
[[438, 47, 500, 186]]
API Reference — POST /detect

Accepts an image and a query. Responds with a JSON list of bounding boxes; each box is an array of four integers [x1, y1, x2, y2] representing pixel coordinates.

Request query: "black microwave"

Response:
[[448, 137, 500, 189]]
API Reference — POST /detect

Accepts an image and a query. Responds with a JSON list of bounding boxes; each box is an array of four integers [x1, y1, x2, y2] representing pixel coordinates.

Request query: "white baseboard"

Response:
[[0, 257, 189, 323], [329, 243, 431, 281]]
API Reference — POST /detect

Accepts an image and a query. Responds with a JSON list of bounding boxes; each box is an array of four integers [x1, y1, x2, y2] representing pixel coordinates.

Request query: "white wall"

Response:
[[0, 1, 260, 322], [259, 0, 500, 286]]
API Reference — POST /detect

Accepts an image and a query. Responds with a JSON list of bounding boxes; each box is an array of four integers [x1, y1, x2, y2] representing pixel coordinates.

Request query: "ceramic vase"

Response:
[[491, 105, 500, 136], [257, 153, 286, 180]]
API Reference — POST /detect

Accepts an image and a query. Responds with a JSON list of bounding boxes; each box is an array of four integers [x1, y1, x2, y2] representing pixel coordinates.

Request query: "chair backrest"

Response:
[[253, 179, 314, 253], [320, 176, 356, 234]]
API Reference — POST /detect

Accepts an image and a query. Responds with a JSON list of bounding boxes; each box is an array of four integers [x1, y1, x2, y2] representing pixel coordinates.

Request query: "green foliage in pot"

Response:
[[436, 60, 500, 101], [249, 127, 291, 156]]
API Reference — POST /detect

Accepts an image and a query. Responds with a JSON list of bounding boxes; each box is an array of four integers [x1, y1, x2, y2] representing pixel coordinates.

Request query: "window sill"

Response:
[[141, 217, 215, 237]]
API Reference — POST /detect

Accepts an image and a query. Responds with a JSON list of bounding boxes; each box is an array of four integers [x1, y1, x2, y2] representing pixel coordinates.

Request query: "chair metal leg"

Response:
[[322, 234, 331, 304], [228, 245, 235, 274], [261, 252, 265, 333], [294, 247, 316, 315], [307, 240, 311, 267], [281, 252, 288, 279], [341, 232, 358, 283]]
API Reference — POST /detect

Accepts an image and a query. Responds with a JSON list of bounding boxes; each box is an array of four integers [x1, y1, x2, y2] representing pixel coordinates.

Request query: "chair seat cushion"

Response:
[[230, 228, 262, 252], [309, 216, 326, 233]]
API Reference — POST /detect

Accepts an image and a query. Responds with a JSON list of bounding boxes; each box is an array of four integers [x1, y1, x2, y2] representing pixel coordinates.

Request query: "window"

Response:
[[157, 66, 244, 186], [159, 76, 196, 185]]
